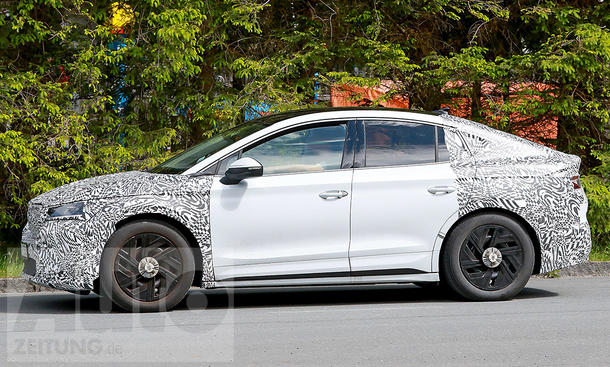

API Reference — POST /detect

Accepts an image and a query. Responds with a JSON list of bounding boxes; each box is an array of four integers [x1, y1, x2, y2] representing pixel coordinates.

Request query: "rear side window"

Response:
[[365, 121, 436, 167], [364, 121, 450, 167]]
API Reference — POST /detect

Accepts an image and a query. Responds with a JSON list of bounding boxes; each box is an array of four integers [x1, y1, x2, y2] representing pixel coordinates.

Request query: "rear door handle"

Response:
[[319, 190, 349, 200], [427, 186, 456, 195]]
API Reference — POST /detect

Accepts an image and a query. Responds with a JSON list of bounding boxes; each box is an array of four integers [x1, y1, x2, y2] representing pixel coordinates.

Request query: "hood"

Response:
[[30, 171, 193, 207]]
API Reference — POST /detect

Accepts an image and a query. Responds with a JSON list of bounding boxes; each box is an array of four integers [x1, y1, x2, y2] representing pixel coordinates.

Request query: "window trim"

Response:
[[208, 119, 356, 177], [434, 125, 439, 162], [341, 121, 357, 169], [358, 118, 451, 169], [354, 120, 366, 168]]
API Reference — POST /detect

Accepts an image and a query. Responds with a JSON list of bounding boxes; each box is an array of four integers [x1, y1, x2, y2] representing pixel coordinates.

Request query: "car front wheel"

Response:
[[99, 220, 195, 312], [441, 213, 535, 301]]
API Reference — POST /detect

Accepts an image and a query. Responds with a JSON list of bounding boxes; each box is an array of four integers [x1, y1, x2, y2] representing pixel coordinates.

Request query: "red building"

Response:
[[331, 81, 557, 146]]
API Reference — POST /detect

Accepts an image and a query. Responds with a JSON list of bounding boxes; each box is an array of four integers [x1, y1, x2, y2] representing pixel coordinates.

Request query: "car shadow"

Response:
[[2, 284, 558, 314]]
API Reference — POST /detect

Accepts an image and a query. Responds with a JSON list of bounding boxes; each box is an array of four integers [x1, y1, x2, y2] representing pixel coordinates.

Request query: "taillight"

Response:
[[571, 175, 581, 189]]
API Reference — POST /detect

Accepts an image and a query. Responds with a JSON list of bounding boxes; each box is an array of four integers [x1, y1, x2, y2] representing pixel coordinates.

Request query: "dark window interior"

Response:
[[364, 121, 450, 167], [365, 121, 435, 167]]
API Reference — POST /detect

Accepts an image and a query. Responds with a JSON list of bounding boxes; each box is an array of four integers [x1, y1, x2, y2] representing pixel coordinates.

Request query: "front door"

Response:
[[210, 122, 353, 281]]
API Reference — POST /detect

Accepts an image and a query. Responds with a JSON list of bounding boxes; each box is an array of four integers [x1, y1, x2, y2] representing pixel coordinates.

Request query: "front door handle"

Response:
[[319, 190, 349, 200], [427, 186, 456, 195]]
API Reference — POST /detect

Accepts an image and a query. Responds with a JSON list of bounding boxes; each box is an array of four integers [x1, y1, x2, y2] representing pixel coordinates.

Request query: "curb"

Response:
[[1, 261, 609, 294], [554, 261, 610, 277], [0, 278, 65, 294]]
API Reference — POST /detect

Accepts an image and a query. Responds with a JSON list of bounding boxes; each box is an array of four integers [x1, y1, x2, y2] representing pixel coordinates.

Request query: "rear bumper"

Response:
[[538, 189, 592, 273]]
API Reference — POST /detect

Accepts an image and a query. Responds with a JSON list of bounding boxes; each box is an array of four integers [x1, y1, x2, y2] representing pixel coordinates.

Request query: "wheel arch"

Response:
[[110, 213, 205, 287], [438, 208, 542, 275]]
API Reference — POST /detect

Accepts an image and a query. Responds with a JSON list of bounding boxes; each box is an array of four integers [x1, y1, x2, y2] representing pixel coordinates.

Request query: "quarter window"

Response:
[[217, 152, 239, 175], [437, 127, 450, 162], [241, 123, 347, 175]]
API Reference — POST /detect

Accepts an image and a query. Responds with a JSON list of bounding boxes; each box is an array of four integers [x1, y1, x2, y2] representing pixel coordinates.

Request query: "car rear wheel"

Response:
[[440, 214, 535, 301], [99, 220, 195, 312]]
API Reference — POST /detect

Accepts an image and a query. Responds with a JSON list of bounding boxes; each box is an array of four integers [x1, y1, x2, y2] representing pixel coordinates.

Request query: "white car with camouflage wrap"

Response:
[[21, 108, 592, 312]]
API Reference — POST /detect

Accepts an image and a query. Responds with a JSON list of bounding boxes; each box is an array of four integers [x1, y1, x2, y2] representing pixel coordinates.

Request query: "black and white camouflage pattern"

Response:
[[439, 114, 591, 273], [21, 172, 214, 290]]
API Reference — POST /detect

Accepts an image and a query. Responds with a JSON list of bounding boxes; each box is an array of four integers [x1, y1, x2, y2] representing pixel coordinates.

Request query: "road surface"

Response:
[[2, 277, 609, 366]]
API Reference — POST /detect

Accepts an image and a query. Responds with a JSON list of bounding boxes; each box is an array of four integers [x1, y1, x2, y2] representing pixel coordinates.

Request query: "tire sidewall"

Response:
[[99, 220, 195, 312], [441, 214, 535, 301]]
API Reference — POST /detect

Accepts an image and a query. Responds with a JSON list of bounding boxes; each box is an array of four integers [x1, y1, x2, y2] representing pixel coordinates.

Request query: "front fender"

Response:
[[23, 176, 214, 291]]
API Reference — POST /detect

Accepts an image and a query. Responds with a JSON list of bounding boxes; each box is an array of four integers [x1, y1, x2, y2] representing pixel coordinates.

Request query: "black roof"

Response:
[[251, 107, 443, 125]]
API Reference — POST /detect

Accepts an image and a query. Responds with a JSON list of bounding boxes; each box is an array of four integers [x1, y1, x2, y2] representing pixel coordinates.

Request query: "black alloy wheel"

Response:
[[441, 214, 535, 301], [459, 225, 524, 291], [114, 233, 183, 302], [100, 220, 195, 312]]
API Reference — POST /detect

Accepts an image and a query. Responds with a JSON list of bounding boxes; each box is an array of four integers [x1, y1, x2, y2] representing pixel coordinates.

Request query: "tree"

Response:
[[0, 0, 608, 243]]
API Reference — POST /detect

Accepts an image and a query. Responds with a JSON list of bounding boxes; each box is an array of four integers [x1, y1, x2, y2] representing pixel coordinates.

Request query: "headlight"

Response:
[[47, 202, 85, 220]]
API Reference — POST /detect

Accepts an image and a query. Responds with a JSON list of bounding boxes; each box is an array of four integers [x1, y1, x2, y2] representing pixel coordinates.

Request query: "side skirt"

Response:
[[214, 272, 439, 288]]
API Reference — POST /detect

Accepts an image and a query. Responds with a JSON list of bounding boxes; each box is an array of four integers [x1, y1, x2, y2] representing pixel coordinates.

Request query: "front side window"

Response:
[[241, 123, 347, 175], [365, 121, 436, 167]]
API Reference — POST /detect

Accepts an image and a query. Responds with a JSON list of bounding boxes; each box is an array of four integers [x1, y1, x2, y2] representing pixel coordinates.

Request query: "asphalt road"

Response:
[[1, 277, 609, 366]]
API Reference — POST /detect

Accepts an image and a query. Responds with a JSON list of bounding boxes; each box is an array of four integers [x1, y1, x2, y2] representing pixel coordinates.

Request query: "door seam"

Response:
[[347, 168, 354, 272]]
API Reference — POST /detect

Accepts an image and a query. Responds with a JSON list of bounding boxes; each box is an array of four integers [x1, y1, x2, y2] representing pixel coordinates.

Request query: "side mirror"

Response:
[[221, 157, 263, 185]]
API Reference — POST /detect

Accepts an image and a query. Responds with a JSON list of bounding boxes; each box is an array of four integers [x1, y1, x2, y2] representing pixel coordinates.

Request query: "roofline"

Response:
[[248, 107, 444, 124]]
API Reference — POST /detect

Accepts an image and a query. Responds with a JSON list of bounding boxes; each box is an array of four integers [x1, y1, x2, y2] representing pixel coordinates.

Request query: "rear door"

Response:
[[349, 119, 458, 274]]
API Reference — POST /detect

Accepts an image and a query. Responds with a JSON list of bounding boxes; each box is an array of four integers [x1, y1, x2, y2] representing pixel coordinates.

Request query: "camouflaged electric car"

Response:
[[21, 108, 591, 311]]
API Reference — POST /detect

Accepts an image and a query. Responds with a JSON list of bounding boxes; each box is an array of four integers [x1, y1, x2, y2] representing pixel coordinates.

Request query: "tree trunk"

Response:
[[471, 80, 482, 120]]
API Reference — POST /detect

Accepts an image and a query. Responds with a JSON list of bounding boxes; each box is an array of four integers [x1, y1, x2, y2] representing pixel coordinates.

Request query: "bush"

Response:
[[582, 175, 610, 252], [582, 148, 610, 258]]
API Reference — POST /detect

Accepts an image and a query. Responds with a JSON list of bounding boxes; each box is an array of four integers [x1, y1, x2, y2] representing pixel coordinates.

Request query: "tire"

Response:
[[99, 220, 195, 312], [440, 214, 535, 301]]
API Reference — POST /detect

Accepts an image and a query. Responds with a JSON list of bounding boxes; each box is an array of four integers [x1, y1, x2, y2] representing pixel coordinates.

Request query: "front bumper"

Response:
[[21, 218, 100, 292]]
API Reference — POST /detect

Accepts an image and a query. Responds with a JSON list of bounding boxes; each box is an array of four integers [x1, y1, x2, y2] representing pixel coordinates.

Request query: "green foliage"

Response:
[[589, 246, 610, 262], [582, 147, 610, 254], [582, 176, 610, 252], [0, 0, 608, 255], [0, 245, 23, 278]]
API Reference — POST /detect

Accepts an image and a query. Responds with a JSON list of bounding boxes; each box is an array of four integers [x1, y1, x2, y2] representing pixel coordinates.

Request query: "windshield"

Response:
[[150, 121, 271, 174]]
